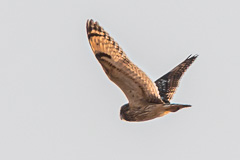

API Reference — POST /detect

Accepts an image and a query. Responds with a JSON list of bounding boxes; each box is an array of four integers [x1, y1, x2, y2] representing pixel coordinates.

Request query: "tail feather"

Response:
[[165, 104, 191, 112]]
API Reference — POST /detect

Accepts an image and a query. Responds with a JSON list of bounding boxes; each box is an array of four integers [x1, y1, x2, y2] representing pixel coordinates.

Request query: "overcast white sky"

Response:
[[1, 0, 240, 160]]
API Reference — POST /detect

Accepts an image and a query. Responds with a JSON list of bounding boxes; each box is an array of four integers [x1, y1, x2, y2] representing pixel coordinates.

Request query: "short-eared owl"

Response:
[[86, 19, 198, 122]]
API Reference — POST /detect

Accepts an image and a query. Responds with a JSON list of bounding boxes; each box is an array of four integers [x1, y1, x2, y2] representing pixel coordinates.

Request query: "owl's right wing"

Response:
[[155, 55, 198, 103], [87, 19, 164, 107]]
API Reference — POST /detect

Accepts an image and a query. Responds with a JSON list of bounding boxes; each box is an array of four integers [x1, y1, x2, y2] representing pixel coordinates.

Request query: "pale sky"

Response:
[[1, 0, 240, 160]]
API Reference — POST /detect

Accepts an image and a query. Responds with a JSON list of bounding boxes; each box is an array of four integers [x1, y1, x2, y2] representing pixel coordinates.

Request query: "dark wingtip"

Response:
[[86, 19, 91, 33], [185, 54, 199, 65], [89, 19, 94, 25], [86, 19, 103, 37], [193, 54, 199, 58], [186, 54, 199, 60], [86, 19, 95, 31], [186, 54, 192, 59]]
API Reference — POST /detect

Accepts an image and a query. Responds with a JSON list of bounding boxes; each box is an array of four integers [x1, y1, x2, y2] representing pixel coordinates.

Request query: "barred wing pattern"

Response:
[[155, 55, 198, 103], [86, 19, 164, 106]]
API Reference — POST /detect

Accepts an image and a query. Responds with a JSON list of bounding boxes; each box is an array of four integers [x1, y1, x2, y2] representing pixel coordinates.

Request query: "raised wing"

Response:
[[155, 54, 198, 103], [86, 19, 164, 106]]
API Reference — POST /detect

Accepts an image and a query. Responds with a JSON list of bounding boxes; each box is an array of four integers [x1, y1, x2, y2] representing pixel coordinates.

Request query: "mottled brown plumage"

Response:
[[155, 55, 198, 103], [86, 19, 198, 122]]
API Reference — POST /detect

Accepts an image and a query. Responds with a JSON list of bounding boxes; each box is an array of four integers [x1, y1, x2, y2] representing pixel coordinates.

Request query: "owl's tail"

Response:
[[164, 104, 191, 112]]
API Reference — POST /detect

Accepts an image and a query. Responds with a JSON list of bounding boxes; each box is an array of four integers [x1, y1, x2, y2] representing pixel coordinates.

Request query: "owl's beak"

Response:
[[120, 115, 127, 121]]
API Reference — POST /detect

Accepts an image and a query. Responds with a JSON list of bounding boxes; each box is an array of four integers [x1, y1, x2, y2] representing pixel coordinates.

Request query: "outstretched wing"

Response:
[[155, 55, 198, 103], [86, 19, 164, 106]]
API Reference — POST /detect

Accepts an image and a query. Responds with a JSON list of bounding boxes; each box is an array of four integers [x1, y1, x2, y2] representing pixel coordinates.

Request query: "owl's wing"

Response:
[[86, 19, 164, 107], [155, 55, 198, 103]]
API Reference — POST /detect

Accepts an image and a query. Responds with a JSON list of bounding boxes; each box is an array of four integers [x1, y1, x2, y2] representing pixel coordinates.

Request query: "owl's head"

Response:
[[120, 103, 131, 121]]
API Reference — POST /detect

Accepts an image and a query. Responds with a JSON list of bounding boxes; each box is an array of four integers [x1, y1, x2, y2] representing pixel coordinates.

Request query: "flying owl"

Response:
[[86, 19, 198, 122]]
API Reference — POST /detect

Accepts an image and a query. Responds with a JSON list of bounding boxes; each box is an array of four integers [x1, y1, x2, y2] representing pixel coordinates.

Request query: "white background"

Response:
[[1, 0, 239, 159]]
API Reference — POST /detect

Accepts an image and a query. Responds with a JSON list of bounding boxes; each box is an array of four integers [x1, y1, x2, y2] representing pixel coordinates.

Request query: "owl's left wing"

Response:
[[155, 54, 198, 103]]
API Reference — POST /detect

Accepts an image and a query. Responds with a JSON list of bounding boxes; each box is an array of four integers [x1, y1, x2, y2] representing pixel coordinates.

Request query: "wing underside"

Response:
[[86, 19, 164, 106]]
